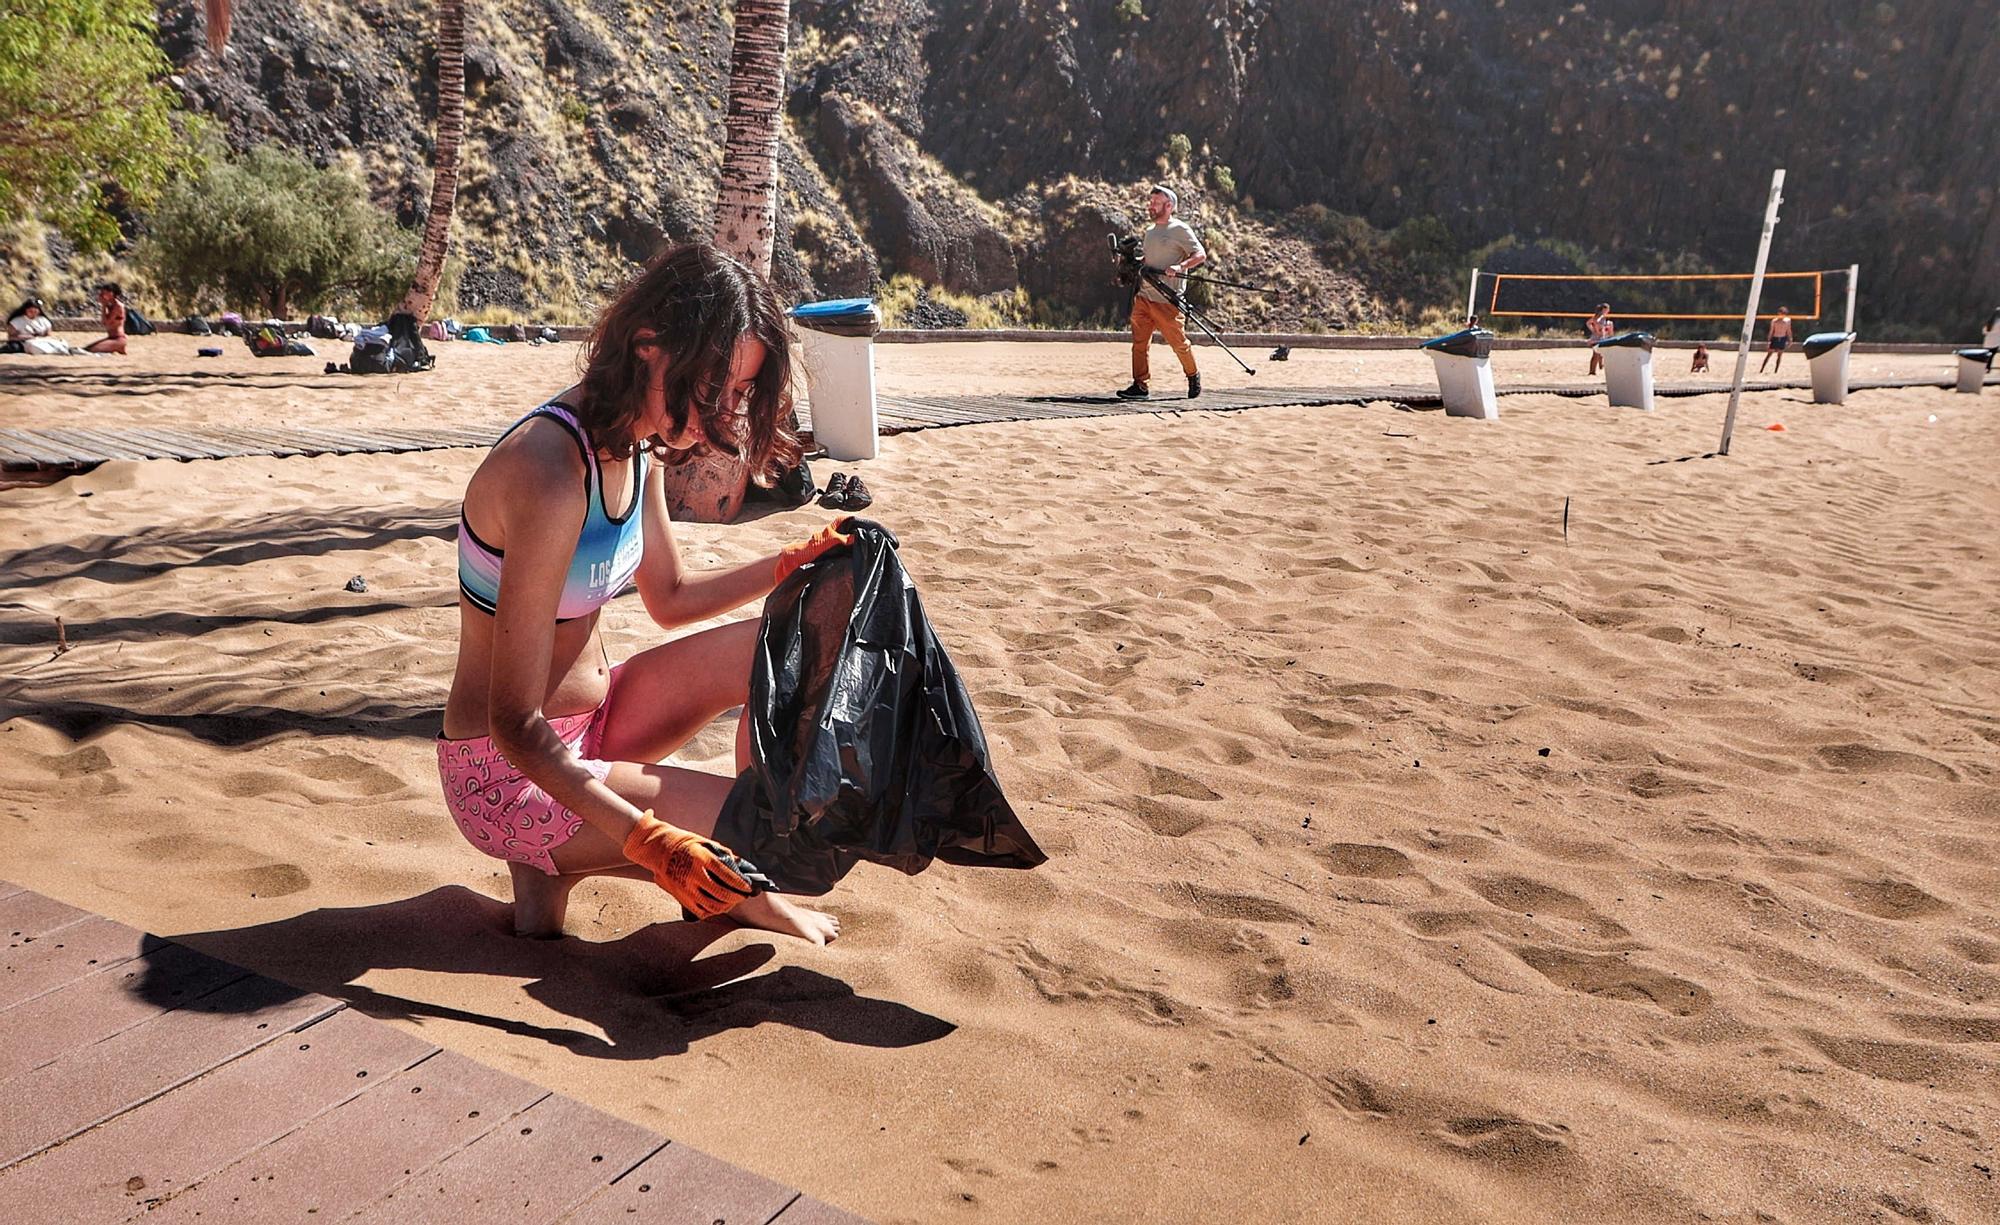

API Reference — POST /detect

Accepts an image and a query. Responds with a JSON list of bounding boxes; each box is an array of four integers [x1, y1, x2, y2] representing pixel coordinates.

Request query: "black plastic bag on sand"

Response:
[[712, 520, 1046, 896]]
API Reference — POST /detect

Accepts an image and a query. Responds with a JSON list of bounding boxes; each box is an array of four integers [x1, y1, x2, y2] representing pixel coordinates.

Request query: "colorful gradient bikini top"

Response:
[[458, 401, 647, 622]]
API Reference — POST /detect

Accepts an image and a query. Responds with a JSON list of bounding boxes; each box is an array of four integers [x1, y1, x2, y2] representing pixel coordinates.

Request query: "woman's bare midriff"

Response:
[[440, 600, 611, 739]]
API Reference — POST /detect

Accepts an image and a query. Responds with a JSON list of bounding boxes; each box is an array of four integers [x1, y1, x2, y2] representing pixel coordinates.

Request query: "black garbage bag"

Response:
[[712, 520, 1046, 895]]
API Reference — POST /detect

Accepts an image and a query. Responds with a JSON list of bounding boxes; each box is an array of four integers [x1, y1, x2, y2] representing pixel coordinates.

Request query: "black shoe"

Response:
[[819, 471, 849, 508], [1186, 373, 1201, 399], [1116, 382, 1150, 400], [839, 475, 873, 511]]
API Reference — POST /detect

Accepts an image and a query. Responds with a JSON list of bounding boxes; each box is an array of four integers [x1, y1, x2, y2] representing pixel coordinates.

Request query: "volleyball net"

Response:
[[1470, 267, 1857, 325]]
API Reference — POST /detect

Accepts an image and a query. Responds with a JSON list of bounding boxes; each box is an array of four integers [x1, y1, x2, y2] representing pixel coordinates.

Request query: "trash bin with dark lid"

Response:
[[1955, 348, 1993, 395], [792, 299, 882, 460], [1593, 330, 1656, 410], [1803, 331, 1857, 404], [1419, 328, 1498, 419]]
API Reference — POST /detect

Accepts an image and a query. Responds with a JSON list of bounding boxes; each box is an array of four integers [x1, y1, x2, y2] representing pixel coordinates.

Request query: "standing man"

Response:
[[1118, 185, 1206, 400], [1585, 303, 1614, 376], [1758, 306, 1794, 373]]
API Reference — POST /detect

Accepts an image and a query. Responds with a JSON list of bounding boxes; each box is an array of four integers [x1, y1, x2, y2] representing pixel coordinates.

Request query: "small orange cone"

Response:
[[1766, 422, 1786, 431]]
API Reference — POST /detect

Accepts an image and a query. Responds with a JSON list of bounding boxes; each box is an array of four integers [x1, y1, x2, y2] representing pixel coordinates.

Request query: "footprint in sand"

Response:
[[1808, 874, 1951, 920], [296, 753, 411, 797], [1131, 797, 1208, 838], [1431, 1115, 1575, 1171], [1144, 765, 1221, 802], [1324, 1073, 1393, 1119], [1509, 944, 1711, 1016], [1186, 885, 1307, 925], [1798, 1030, 1963, 1084], [1815, 743, 1959, 781], [1885, 1014, 2000, 1044], [1471, 874, 1630, 939], [1324, 843, 1412, 879], [213, 863, 312, 898]]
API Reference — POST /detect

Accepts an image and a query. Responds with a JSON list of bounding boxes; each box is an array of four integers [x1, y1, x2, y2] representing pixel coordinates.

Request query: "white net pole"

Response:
[[1845, 264, 1859, 334], [1466, 268, 1480, 326], [1719, 169, 1786, 457]]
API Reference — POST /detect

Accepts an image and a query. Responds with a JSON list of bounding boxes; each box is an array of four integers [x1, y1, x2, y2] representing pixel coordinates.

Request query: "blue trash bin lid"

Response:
[[791, 298, 880, 337], [1956, 347, 1996, 359], [1419, 327, 1495, 359], [1592, 330, 1655, 350], [1802, 331, 1856, 359], [792, 298, 876, 318]]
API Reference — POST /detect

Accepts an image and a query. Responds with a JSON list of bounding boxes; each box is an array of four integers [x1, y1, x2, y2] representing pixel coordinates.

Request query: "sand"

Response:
[[2, 340, 1997, 1223]]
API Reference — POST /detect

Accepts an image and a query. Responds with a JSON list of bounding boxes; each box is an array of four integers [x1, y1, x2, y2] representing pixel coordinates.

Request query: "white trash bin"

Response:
[[1595, 331, 1655, 410], [1803, 331, 1857, 405], [792, 299, 882, 460], [1955, 348, 1992, 395], [1420, 327, 1498, 420]]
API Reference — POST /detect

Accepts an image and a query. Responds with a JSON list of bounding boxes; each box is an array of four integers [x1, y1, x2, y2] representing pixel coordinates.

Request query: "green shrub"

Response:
[[1165, 133, 1191, 169], [0, 0, 196, 250], [138, 147, 416, 318], [1114, 0, 1143, 21], [1210, 163, 1236, 196]]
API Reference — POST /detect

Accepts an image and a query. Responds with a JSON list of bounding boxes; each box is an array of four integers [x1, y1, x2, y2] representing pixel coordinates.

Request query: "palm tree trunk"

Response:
[[204, 0, 232, 57], [712, 0, 789, 275], [399, 0, 466, 320], [664, 0, 791, 522]]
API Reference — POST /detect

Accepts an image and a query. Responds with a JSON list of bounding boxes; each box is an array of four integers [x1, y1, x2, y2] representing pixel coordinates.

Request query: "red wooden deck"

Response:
[[0, 881, 869, 1224]]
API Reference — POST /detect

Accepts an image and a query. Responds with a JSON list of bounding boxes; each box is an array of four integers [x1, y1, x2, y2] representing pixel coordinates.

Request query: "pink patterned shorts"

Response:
[[437, 701, 616, 876]]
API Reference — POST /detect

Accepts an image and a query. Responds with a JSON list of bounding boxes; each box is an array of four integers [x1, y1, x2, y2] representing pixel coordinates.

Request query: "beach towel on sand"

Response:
[[711, 520, 1046, 895]]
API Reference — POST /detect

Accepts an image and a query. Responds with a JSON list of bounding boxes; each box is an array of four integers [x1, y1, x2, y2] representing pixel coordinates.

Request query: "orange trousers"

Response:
[[1130, 295, 1197, 385]]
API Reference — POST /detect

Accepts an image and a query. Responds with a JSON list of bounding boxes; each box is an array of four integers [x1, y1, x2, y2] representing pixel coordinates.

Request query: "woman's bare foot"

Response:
[[509, 862, 576, 938], [726, 891, 840, 946]]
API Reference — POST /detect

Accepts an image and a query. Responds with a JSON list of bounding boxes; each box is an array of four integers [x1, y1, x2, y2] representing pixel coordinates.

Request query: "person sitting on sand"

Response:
[[85, 284, 127, 354], [1690, 342, 1710, 374], [1585, 303, 1614, 376], [1758, 307, 1794, 373], [439, 243, 844, 944], [5, 298, 50, 353]]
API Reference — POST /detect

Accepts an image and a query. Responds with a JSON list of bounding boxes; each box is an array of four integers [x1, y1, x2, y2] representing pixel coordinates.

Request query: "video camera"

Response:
[[1107, 233, 1147, 287]]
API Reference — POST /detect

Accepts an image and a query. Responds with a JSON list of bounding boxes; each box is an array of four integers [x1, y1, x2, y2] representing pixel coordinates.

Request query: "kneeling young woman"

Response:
[[439, 244, 847, 943]]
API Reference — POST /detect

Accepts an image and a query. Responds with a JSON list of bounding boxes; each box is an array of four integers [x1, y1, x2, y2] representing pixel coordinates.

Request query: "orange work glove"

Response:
[[772, 516, 854, 586], [622, 812, 756, 920]]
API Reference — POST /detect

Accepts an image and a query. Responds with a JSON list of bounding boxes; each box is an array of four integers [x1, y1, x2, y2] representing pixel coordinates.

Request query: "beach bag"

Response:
[[711, 520, 1046, 895], [247, 324, 290, 357], [306, 314, 339, 339], [124, 305, 156, 336], [183, 316, 213, 335], [421, 320, 448, 341], [501, 323, 528, 343], [538, 326, 560, 343], [347, 313, 434, 374], [217, 312, 245, 336], [747, 460, 815, 509]]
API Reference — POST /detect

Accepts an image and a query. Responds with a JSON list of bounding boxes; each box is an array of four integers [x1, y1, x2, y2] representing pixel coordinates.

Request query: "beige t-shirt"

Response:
[[1139, 220, 1203, 305]]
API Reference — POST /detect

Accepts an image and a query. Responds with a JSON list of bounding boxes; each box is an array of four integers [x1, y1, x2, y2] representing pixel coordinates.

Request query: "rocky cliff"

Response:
[[138, 0, 1996, 334]]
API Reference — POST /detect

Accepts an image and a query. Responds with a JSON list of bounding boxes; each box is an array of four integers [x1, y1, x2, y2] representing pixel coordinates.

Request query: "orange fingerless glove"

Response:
[[773, 516, 854, 586], [622, 812, 755, 920]]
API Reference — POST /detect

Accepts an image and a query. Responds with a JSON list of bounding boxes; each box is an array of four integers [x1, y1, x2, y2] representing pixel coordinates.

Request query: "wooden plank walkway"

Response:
[[3, 373, 1991, 471], [0, 882, 868, 1225]]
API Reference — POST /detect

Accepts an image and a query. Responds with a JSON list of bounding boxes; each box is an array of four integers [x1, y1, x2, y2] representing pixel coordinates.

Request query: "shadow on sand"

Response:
[[129, 885, 953, 1060]]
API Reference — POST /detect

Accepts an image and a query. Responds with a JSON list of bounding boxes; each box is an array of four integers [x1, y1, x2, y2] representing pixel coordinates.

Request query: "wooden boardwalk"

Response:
[[0, 881, 867, 1224], [2, 373, 1990, 471]]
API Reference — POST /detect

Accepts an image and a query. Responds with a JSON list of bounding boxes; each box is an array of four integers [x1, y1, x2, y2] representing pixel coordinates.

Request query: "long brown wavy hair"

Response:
[[574, 243, 801, 484]]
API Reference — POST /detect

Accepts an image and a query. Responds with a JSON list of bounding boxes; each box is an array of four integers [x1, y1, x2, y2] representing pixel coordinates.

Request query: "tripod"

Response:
[[1135, 264, 1258, 376]]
